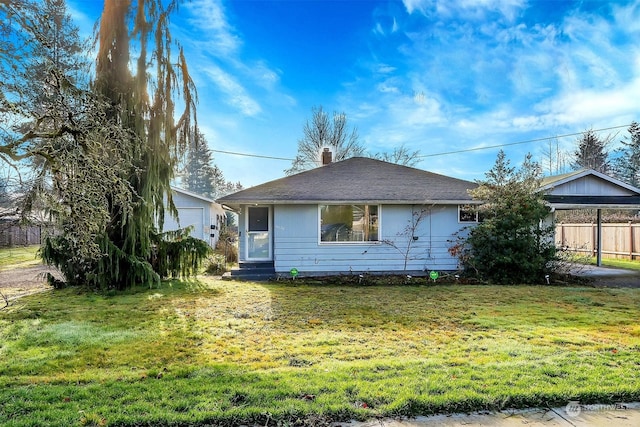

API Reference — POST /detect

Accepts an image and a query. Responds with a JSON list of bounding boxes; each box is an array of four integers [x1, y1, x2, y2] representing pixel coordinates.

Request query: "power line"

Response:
[[417, 124, 631, 158], [210, 149, 294, 161], [210, 124, 633, 161]]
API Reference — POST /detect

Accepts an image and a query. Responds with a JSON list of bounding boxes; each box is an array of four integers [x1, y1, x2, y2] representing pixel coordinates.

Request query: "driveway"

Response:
[[570, 264, 640, 288], [0, 264, 58, 302]]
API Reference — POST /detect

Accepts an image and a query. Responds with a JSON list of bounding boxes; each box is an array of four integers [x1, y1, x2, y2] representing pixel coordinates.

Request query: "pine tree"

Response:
[[571, 129, 610, 173], [180, 129, 244, 199], [451, 151, 556, 284], [182, 131, 217, 198], [612, 122, 640, 187]]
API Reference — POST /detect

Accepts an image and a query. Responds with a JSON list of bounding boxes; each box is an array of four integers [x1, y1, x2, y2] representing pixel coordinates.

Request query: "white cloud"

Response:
[[203, 66, 261, 116], [402, 0, 526, 21], [402, 0, 430, 15], [611, 2, 640, 34], [376, 64, 397, 74], [377, 82, 400, 94], [543, 76, 640, 126], [184, 0, 241, 55]]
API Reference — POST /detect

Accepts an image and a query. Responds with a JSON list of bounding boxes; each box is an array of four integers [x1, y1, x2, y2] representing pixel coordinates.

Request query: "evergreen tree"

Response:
[[451, 151, 556, 284], [612, 122, 640, 187], [180, 130, 244, 199], [1, 0, 87, 164], [1, 0, 139, 272], [90, 0, 201, 289], [182, 131, 217, 198], [571, 129, 610, 173], [37, 0, 208, 290]]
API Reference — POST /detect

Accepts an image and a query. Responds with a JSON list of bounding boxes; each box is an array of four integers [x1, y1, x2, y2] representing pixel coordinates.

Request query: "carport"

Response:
[[541, 169, 640, 266]]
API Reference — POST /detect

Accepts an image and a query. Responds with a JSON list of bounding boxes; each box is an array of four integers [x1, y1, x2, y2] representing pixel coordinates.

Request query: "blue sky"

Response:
[[68, 0, 640, 187]]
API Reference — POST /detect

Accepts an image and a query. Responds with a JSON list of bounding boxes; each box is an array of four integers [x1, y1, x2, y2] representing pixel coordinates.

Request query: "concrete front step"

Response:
[[224, 261, 275, 281], [222, 271, 275, 281], [238, 261, 274, 269], [222, 272, 275, 281]]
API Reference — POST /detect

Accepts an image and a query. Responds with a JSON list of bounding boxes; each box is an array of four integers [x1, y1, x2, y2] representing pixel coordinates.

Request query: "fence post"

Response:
[[630, 221, 634, 261]]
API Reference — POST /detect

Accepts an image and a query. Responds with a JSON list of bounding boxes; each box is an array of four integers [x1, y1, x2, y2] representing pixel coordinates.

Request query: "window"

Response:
[[320, 205, 379, 242], [458, 205, 482, 223]]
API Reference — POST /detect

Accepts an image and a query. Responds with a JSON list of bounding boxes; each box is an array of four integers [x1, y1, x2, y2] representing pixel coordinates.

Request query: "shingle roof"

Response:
[[217, 157, 477, 205], [540, 168, 589, 189]]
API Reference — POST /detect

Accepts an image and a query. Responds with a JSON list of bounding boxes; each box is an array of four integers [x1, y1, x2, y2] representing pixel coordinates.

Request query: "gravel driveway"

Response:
[[0, 265, 59, 302]]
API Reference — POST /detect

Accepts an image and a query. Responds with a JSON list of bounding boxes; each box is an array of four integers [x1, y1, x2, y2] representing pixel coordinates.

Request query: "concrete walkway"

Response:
[[334, 402, 640, 426]]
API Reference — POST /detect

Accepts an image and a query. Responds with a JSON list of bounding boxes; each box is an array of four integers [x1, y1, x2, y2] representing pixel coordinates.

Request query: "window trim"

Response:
[[318, 204, 381, 245]]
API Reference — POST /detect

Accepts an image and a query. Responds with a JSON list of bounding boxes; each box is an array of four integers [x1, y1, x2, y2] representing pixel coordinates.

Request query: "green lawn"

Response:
[[590, 257, 640, 271], [1, 278, 639, 426], [0, 245, 40, 271]]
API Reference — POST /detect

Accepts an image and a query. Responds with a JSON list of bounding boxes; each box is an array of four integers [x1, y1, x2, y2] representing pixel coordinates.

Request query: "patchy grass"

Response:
[[590, 257, 640, 271], [0, 245, 41, 271], [1, 279, 639, 426]]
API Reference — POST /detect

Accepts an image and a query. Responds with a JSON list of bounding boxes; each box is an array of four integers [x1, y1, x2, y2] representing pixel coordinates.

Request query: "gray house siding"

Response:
[[268, 204, 464, 276], [164, 189, 226, 248]]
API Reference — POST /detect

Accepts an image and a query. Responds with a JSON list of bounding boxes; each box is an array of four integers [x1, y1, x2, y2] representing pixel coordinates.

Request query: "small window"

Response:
[[459, 205, 481, 223], [320, 205, 379, 243]]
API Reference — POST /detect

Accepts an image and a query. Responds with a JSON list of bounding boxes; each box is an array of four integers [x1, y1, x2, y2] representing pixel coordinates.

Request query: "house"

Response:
[[217, 157, 479, 279], [163, 187, 226, 248]]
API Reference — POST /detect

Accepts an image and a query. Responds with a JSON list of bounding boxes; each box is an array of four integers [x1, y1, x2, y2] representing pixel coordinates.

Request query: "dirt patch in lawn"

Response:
[[0, 265, 60, 301]]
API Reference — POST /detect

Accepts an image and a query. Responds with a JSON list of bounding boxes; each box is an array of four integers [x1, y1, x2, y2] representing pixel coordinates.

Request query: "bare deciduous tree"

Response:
[[373, 144, 421, 167], [381, 206, 432, 271], [285, 106, 365, 175]]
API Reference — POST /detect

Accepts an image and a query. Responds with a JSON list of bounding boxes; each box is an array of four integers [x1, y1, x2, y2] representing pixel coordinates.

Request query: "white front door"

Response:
[[246, 206, 271, 260]]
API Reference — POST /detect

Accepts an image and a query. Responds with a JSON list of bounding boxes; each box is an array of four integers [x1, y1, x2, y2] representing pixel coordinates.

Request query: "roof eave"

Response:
[[217, 199, 478, 206], [550, 204, 640, 210]]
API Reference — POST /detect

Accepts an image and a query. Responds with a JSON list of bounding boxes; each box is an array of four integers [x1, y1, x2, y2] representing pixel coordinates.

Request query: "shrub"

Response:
[[215, 229, 238, 264], [204, 253, 227, 275], [450, 151, 557, 284]]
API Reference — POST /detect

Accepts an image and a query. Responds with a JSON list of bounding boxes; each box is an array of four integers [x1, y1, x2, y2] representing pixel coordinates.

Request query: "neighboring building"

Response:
[[541, 168, 640, 265], [0, 206, 51, 247], [217, 157, 479, 279], [164, 187, 226, 249]]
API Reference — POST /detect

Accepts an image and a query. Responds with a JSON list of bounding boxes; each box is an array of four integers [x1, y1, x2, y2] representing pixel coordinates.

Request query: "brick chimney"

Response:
[[321, 148, 332, 165]]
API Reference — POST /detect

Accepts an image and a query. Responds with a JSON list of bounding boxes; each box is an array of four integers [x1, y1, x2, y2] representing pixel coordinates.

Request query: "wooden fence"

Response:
[[0, 223, 44, 247], [556, 222, 640, 260]]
